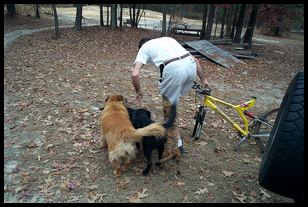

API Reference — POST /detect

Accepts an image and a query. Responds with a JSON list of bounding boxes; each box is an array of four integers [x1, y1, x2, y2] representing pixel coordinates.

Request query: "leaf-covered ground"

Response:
[[4, 15, 304, 203]]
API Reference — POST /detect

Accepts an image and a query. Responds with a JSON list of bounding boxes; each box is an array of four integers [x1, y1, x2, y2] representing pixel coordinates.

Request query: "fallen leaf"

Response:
[[126, 188, 149, 203], [243, 158, 250, 164], [222, 170, 234, 178], [27, 141, 38, 148], [207, 191, 214, 200], [82, 185, 99, 190], [78, 108, 89, 113], [232, 191, 247, 203], [45, 144, 55, 149], [66, 180, 77, 191], [88, 192, 107, 203], [117, 177, 130, 190], [15, 186, 25, 193], [250, 191, 257, 197], [51, 162, 64, 170], [195, 187, 208, 195], [42, 169, 50, 174], [173, 181, 185, 187], [207, 182, 215, 186], [68, 195, 82, 202], [253, 157, 262, 162], [67, 151, 75, 156], [196, 141, 208, 147], [89, 149, 99, 154], [260, 188, 271, 201], [214, 146, 227, 153]]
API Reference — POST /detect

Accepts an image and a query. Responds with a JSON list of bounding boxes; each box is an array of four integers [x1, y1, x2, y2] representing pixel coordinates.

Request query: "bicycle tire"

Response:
[[251, 108, 280, 153], [192, 106, 206, 140], [258, 72, 304, 201]]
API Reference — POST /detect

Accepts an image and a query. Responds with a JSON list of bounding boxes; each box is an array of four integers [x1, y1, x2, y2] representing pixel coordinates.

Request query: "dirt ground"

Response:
[[4, 14, 304, 203]]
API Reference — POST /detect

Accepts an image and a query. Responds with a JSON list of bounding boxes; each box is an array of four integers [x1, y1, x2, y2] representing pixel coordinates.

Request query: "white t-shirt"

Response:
[[134, 37, 189, 67]]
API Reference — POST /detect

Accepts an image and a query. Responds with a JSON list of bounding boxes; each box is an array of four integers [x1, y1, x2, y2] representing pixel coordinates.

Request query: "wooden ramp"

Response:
[[184, 40, 246, 68]]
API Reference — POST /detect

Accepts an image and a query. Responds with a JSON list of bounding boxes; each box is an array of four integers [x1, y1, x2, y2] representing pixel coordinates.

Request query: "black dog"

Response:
[[127, 107, 176, 175]]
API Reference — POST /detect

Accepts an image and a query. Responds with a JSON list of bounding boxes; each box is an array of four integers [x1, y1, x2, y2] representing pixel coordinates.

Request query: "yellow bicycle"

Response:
[[192, 81, 279, 152]]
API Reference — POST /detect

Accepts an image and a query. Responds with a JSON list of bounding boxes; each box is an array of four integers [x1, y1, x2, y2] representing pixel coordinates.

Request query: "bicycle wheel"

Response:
[[251, 108, 280, 153], [192, 106, 207, 140]]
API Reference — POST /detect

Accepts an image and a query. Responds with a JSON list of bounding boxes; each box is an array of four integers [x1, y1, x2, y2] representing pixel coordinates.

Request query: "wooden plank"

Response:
[[185, 40, 245, 68]]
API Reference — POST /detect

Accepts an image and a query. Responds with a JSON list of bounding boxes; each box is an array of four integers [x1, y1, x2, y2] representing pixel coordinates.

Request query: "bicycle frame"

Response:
[[203, 95, 257, 136]]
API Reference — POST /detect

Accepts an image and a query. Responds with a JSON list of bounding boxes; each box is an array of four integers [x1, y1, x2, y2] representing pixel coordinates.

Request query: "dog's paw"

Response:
[[114, 169, 122, 177], [123, 165, 129, 172], [142, 170, 150, 176], [155, 161, 161, 166]]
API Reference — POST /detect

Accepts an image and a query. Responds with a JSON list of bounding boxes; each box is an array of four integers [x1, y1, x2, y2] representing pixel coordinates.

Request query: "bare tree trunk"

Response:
[[200, 4, 208, 40], [7, 4, 16, 18], [52, 4, 60, 39], [214, 8, 220, 40], [35, 4, 40, 18], [137, 9, 144, 27], [161, 6, 167, 37], [100, 4, 104, 26], [234, 4, 246, 43], [132, 4, 136, 27], [129, 4, 132, 26], [107, 4, 110, 26], [115, 4, 118, 27], [205, 4, 216, 40], [136, 4, 141, 27], [225, 5, 235, 37], [119, 4, 123, 27], [129, 4, 136, 27], [243, 4, 259, 47], [274, 4, 284, 36], [74, 4, 83, 31], [128, 4, 142, 28], [111, 4, 117, 29], [167, 10, 173, 34], [220, 8, 227, 38], [230, 4, 239, 40]]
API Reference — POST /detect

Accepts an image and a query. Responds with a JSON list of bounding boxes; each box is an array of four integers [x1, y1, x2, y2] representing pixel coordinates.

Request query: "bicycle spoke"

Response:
[[252, 108, 279, 153]]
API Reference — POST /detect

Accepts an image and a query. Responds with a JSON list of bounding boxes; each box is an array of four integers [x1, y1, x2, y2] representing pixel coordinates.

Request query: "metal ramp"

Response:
[[184, 40, 246, 68]]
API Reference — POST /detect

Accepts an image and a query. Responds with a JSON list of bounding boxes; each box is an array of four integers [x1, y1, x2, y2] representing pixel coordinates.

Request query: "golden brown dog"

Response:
[[100, 95, 166, 177]]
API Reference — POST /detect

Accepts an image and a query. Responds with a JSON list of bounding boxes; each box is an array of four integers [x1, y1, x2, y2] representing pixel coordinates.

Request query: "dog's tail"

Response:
[[131, 123, 166, 142], [163, 104, 177, 129]]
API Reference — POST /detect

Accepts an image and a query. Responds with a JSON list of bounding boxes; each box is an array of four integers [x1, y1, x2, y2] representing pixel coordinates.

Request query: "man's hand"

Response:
[[202, 78, 210, 88]]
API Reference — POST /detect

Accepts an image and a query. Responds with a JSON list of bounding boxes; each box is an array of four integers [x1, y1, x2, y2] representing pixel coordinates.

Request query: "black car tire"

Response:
[[258, 72, 304, 202]]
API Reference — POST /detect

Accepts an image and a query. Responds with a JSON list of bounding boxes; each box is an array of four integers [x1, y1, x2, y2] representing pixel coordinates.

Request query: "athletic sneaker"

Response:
[[179, 146, 187, 154]]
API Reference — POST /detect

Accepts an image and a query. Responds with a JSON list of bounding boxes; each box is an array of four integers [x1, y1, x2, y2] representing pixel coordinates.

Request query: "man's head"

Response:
[[138, 38, 152, 49]]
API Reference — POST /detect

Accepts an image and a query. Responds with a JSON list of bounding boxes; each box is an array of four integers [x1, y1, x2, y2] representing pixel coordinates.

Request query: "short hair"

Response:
[[138, 38, 152, 49]]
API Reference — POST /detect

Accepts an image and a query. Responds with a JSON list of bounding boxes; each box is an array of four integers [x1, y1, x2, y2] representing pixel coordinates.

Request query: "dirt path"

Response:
[[4, 13, 303, 203]]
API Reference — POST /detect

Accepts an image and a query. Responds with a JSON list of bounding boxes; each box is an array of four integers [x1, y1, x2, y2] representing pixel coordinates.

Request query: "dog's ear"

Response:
[[105, 96, 110, 102], [117, 95, 128, 105], [117, 95, 124, 102]]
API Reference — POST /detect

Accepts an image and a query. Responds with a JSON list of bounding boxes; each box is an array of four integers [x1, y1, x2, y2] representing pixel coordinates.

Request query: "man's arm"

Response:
[[131, 61, 144, 105], [192, 56, 210, 88]]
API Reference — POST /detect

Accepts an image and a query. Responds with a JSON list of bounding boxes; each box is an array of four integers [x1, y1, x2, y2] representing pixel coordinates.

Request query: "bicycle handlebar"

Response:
[[192, 81, 212, 95]]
